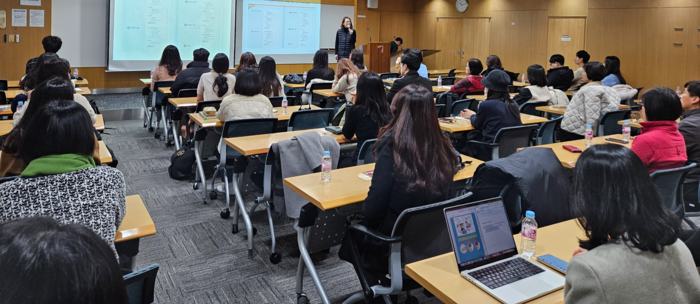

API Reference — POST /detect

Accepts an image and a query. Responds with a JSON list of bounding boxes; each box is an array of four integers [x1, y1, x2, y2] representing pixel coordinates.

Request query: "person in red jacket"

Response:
[[631, 87, 687, 174], [450, 58, 485, 95]]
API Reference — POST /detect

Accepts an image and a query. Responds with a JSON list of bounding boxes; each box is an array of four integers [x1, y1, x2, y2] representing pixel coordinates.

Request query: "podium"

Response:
[[361, 42, 391, 73], [389, 49, 442, 72]]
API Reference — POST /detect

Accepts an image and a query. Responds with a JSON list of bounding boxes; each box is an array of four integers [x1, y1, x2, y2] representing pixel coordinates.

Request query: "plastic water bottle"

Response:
[[281, 95, 288, 115], [150, 69, 155, 78], [321, 151, 332, 183], [16, 101, 24, 112], [437, 76, 442, 87], [677, 86, 682, 95], [303, 71, 307, 81], [584, 124, 593, 147], [622, 120, 631, 143], [73, 68, 79, 78], [522, 74, 527, 83], [520, 210, 537, 258]]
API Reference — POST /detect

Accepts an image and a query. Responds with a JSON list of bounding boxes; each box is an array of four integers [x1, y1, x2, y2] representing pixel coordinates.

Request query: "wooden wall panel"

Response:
[[357, 0, 415, 12], [356, 9, 381, 48], [687, 8, 700, 82], [379, 11, 415, 45], [435, 19, 463, 69], [489, 10, 548, 78], [461, 18, 491, 68], [548, 0, 588, 16], [414, 12, 437, 68], [546, 18, 586, 64], [431, 0, 492, 18], [491, 0, 547, 11], [0, 0, 53, 81], [589, 0, 700, 9]]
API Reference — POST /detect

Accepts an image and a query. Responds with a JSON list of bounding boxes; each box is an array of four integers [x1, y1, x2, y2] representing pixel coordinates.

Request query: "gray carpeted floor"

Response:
[[102, 118, 441, 304]]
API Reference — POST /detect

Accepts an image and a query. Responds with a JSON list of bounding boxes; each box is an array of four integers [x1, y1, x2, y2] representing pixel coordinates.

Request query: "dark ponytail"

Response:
[[212, 53, 230, 98], [487, 90, 520, 119]]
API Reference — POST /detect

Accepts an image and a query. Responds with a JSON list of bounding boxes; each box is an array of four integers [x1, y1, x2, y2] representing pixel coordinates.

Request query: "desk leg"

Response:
[[193, 124, 207, 204], [161, 106, 169, 144], [295, 224, 330, 304], [230, 173, 255, 258], [142, 94, 150, 128]]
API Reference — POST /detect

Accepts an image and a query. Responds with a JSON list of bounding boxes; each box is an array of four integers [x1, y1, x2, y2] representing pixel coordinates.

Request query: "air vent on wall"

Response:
[[368, 0, 378, 9]]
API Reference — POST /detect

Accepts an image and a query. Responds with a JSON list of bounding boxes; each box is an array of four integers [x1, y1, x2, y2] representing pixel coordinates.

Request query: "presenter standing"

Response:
[[335, 17, 356, 60]]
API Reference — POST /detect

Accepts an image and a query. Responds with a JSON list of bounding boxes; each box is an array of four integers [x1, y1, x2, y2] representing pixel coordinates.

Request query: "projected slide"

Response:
[[241, 0, 320, 55], [113, 0, 232, 61]]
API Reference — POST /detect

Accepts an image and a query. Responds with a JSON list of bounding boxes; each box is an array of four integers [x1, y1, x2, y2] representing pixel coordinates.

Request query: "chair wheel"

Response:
[[143, 122, 148, 128], [193, 183, 199, 190], [210, 191, 218, 199], [405, 295, 419, 304], [297, 294, 308, 304], [252, 227, 257, 236], [220, 209, 230, 219], [232, 224, 239, 234], [269, 253, 282, 264]]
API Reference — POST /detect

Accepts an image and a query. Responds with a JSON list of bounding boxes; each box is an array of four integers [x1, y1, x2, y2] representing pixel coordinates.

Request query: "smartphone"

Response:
[[562, 145, 582, 153], [605, 137, 629, 144], [363, 170, 374, 177], [537, 254, 568, 274]]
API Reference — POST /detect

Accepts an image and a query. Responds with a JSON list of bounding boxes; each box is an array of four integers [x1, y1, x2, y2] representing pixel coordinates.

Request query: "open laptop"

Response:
[[444, 197, 564, 304]]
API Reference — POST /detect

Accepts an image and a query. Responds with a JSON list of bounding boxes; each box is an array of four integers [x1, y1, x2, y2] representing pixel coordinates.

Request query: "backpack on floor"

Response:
[[168, 142, 195, 180]]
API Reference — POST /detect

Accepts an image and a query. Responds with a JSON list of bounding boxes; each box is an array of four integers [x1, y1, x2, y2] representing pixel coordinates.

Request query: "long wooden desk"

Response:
[[511, 81, 529, 87], [190, 105, 321, 128], [0, 120, 12, 136], [168, 97, 198, 108], [0, 115, 105, 135], [428, 69, 465, 76], [0, 107, 11, 116], [140, 78, 152, 85], [284, 82, 306, 89], [5, 87, 92, 99], [115, 195, 156, 242], [434, 85, 453, 93], [224, 128, 352, 157], [313, 89, 343, 98], [158, 87, 171, 94], [283, 155, 482, 211], [524, 134, 632, 168], [469, 93, 517, 101], [98, 141, 113, 164], [8, 79, 88, 88], [406, 219, 583, 304], [94, 114, 105, 131], [439, 114, 548, 133], [536, 104, 630, 116]]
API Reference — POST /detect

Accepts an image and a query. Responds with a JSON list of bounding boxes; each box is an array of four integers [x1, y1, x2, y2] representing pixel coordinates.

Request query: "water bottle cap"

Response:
[[18, 101, 23, 105], [526, 210, 535, 218], [283, 95, 287, 99], [324, 151, 330, 155], [586, 124, 591, 128], [624, 120, 629, 123]]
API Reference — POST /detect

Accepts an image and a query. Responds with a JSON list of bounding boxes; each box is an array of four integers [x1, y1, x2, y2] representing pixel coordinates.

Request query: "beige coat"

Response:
[[217, 93, 275, 123], [332, 73, 358, 102], [13, 93, 96, 128]]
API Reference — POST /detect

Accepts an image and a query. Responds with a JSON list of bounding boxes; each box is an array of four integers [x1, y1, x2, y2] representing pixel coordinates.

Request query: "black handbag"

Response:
[[168, 142, 195, 180], [283, 73, 304, 84]]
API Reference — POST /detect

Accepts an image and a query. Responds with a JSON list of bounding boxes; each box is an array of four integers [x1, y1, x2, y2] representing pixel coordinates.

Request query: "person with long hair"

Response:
[[235, 52, 258, 75], [305, 49, 335, 87], [340, 71, 392, 167], [332, 58, 361, 105], [0, 217, 129, 304], [349, 49, 366, 70], [150, 45, 184, 91], [481, 55, 504, 77], [564, 144, 700, 303], [196, 53, 236, 102], [631, 87, 686, 173], [258, 56, 285, 97], [450, 58, 485, 95], [513, 64, 551, 105], [602, 55, 627, 86], [334, 16, 356, 60], [460, 69, 522, 160], [217, 68, 274, 122]]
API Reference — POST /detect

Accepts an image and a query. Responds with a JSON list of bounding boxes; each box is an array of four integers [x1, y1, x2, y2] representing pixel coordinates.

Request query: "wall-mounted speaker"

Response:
[[367, 0, 378, 9]]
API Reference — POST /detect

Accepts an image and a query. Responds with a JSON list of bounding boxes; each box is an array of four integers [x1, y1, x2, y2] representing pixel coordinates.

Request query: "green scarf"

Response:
[[21, 154, 96, 177]]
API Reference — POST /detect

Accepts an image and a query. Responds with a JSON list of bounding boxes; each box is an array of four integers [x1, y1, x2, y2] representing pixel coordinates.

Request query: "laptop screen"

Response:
[[444, 198, 517, 271]]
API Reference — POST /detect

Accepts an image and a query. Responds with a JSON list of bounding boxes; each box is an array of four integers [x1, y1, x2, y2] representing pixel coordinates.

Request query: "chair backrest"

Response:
[[597, 109, 631, 136], [153, 80, 174, 90], [499, 182, 523, 231], [357, 139, 378, 165], [308, 82, 333, 107], [651, 163, 697, 219], [448, 69, 457, 77], [434, 104, 446, 118], [221, 118, 279, 157], [633, 87, 643, 100], [441, 77, 457, 85], [380, 73, 399, 80], [268, 96, 296, 107], [287, 108, 334, 131], [0, 91, 7, 105], [435, 91, 457, 113], [536, 117, 563, 145], [519, 101, 548, 117], [492, 125, 540, 159], [177, 88, 198, 98], [450, 98, 476, 117], [0, 80, 7, 91], [123, 264, 159, 304], [195, 100, 222, 112]]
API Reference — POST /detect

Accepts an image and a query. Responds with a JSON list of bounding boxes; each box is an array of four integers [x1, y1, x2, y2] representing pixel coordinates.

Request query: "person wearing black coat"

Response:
[[386, 52, 432, 104], [546, 54, 574, 91], [334, 17, 356, 60], [170, 48, 211, 97]]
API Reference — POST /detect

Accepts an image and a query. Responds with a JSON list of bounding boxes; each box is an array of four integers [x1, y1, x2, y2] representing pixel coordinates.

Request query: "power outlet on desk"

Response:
[[8, 34, 14, 42]]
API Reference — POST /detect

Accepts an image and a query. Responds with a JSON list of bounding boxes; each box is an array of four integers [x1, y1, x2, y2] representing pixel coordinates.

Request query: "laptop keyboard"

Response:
[[468, 258, 545, 289]]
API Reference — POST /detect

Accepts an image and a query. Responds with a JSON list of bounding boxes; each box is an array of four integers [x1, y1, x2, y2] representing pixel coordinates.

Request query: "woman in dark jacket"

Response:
[[334, 17, 356, 60], [480, 55, 517, 82], [305, 50, 335, 87]]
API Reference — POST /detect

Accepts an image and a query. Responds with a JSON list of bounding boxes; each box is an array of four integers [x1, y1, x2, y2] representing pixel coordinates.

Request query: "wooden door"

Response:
[[651, 8, 689, 89], [435, 18, 463, 70], [686, 8, 700, 82], [547, 18, 586, 67], [461, 18, 490, 70]]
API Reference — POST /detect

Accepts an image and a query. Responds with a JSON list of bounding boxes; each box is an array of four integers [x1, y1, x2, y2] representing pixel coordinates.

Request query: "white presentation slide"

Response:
[[241, 0, 320, 56], [109, 0, 235, 71]]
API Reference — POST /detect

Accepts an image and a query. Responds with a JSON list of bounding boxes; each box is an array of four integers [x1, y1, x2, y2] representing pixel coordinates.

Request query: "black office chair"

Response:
[[307, 82, 333, 107], [597, 109, 632, 136], [536, 117, 563, 145], [651, 163, 698, 229], [149, 80, 175, 136], [467, 125, 540, 160], [344, 193, 473, 304], [0, 91, 7, 105], [0, 80, 7, 91], [287, 108, 334, 131], [380, 73, 399, 80], [431, 77, 456, 86], [507, 85, 522, 93], [633, 87, 643, 100], [176, 88, 197, 98], [186, 100, 223, 140], [499, 182, 524, 232], [450, 98, 476, 117], [447, 69, 457, 77], [356, 139, 378, 165], [519, 101, 548, 117], [435, 104, 446, 118], [435, 91, 457, 112], [269, 96, 296, 107], [124, 264, 160, 304]]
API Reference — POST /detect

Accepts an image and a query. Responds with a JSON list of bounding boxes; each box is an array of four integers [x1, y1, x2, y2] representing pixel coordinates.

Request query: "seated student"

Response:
[[460, 70, 522, 160], [234, 52, 258, 77], [0, 99, 125, 258], [305, 50, 335, 87], [386, 51, 433, 104], [340, 71, 392, 167], [258, 56, 285, 98], [414, 50, 429, 79], [678, 80, 700, 209], [170, 48, 211, 97], [602, 56, 627, 87], [349, 49, 367, 71], [631, 87, 687, 174], [546, 54, 574, 91], [513, 64, 551, 105], [341, 84, 459, 285], [332, 58, 361, 104], [25, 35, 70, 75], [16, 53, 96, 127], [450, 58, 484, 95], [0, 217, 128, 304], [218, 68, 274, 122], [564, 144, 700, 303], [569, 50, 590, 91], [560, 62, 621, 141], [2, 77, 103, 177], [197, 53, 236, 102], [150, 45, 185, 91]]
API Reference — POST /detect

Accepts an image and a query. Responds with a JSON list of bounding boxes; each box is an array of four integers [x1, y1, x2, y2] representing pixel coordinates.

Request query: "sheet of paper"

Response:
[[21, 0, 41, 6], [29, 9, 43, 27], [12, 9, 27, 27]]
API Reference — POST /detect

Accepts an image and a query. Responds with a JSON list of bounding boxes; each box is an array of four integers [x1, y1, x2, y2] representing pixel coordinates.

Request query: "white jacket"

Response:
[[217, 93, 274, 122], [612, 84, 638, 101], [561, 82, 621, 136]]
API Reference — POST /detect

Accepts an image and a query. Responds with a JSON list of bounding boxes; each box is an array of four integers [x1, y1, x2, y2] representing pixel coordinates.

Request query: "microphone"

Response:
[[367, 28, 372, 42]]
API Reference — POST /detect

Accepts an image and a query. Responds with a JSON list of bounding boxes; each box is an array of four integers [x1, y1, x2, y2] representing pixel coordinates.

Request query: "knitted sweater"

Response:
[[217, 93, 275, 122], [0, 167, 126, 258], [561, 82, 621, 136], [332, 73, 359, 102]]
